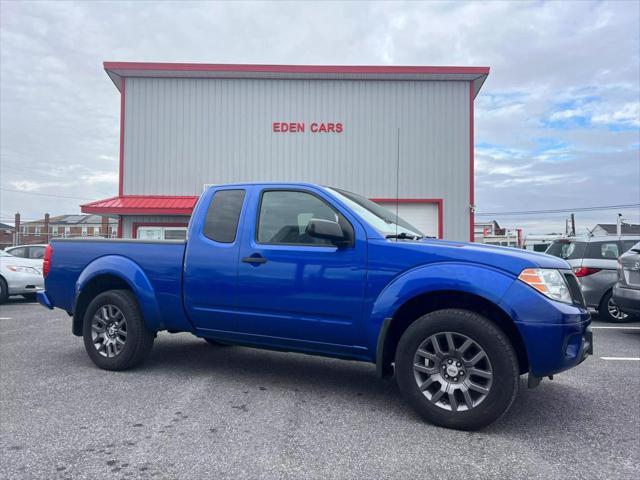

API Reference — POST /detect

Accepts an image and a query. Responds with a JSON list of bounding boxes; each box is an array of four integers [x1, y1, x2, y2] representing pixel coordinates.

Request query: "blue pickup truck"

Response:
[[38, 183, 592, 430]]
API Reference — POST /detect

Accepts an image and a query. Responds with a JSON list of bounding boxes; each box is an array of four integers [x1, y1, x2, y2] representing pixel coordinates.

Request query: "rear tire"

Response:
[[598, 290, 630, 323], [83, 290, 155, 371], [0, 277, 8, 304], [395, 309, 519, 431]]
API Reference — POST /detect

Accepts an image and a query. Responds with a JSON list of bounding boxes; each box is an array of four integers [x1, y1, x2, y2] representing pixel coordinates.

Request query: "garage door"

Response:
[[372, 200, 441, 239]]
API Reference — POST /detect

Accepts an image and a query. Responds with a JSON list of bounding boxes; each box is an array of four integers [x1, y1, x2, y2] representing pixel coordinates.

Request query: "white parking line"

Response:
[[0, 317, 12, 320], [600, 357, 640, 361], [591, 326, 640, 330]]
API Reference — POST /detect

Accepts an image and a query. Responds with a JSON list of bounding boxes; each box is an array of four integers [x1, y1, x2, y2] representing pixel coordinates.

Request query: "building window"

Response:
[[52, 226, 59, 236], [21, 226, 27, 234], [93, 226, 100, 236], [110, 226, 117, 238], [34, 225, 41, 235], [64, 227, 70, 237], [136, 226, 187, 241], [82, 227, 88, 236]]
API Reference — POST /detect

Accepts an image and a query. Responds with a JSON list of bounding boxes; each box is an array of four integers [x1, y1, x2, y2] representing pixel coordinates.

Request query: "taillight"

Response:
[[43, 244, 53, 278], [573, 266, 600, 277]]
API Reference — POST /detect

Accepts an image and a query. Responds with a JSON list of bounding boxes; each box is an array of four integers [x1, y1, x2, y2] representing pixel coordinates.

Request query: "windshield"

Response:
[[545, 240, 587, 260], [326, 187, 424, 238]]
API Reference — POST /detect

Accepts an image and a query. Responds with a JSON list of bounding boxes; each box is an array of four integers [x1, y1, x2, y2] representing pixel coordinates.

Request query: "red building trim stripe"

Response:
[[369, 198, 444, 240], [469, 81, 475, 242], [119, 78, 126, 197]]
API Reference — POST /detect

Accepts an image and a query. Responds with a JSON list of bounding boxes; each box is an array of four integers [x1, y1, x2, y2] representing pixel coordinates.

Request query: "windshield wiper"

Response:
[[386, 232, 422, 240]]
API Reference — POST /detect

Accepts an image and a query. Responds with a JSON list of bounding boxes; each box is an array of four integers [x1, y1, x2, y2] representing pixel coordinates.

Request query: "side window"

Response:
[[9, 247, 27, 258], [586, 241, 619, 259], [257, 190, 339, 246], [203, 189, 246, 243], [29, 247, 45, 259], [621, 240, 638, 253]]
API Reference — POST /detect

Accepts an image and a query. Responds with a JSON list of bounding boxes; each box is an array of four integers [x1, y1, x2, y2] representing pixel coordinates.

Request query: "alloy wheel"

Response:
[[413, 331, 493, 412], [607, 298, 628, 321], [91, 304, 127, 358]]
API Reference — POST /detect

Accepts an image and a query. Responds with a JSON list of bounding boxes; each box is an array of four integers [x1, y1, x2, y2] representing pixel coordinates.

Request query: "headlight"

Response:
[[518, 268, 572, 304], [6, 265, 39, 274]]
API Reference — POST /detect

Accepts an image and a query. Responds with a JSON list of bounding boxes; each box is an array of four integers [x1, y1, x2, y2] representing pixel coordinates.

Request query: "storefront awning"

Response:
[[81, 196, 198, 216]]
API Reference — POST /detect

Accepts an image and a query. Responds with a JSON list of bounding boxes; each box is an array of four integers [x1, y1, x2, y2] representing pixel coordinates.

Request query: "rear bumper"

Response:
[[6, 272, 44, 295], [580, 279, 608, 308], [613, 284, 640, 316], [37, 290, 54, 310]]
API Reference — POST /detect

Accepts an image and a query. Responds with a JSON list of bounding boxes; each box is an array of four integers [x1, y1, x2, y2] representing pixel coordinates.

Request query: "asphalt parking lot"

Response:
[[1, 298, 639, 480]]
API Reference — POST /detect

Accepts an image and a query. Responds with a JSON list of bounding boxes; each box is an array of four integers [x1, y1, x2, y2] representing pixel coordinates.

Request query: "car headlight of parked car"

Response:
[[518, 268, 572, 304], [5, 265, 40, 274]]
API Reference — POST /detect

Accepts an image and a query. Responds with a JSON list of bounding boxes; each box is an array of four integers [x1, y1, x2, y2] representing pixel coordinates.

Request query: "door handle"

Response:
[[241, 255, 268, 265]]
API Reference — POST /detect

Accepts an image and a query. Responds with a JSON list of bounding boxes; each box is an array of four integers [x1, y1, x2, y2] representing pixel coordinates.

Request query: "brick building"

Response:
[[0, 222, 14, 249], [12, 214, 118, 245]]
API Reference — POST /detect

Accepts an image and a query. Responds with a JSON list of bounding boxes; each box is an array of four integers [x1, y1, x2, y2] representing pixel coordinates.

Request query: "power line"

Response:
[[0, 188, 93, 201], [476, 204, 640, 216]]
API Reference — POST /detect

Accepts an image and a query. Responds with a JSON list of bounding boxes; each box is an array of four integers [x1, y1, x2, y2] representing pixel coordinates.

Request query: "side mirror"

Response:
[[306, 218, 345, 243]]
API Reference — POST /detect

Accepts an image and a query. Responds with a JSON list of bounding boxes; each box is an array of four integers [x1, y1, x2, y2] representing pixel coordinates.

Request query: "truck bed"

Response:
[[45, 238, 191, 332]]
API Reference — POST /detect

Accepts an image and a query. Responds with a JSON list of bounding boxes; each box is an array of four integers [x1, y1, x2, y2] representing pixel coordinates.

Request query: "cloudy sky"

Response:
[[1, 0, 638, 234]]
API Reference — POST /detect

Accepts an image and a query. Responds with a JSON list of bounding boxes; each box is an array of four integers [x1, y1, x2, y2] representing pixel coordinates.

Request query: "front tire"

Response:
[[599, 291, 630, 323], [83, 290, 155, 371], [395, 309, 519, 431]]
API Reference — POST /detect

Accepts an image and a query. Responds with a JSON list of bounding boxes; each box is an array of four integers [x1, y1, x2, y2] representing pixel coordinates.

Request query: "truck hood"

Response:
[[375, 238, 570, 277]]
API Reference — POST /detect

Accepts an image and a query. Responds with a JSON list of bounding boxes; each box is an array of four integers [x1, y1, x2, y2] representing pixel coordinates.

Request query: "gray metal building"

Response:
[[82, 62, 489, 241]]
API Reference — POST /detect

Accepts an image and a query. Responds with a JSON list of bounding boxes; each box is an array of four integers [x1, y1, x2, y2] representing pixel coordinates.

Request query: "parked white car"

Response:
[[0, 250, 44, 303]]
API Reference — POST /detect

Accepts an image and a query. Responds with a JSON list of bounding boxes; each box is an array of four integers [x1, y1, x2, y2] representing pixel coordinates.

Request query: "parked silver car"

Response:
[[613, 242, 640, 317], [546, 235, 640, 322], [4, 244, 47, 260], [0, 250, 44, 303]]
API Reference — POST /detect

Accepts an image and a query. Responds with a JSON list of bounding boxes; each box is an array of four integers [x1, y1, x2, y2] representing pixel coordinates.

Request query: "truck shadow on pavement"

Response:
[[108, 333, 597, 433]]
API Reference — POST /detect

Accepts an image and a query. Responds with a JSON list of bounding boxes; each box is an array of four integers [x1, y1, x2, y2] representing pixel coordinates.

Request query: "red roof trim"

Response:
[[104, 62, 490, 76], [81, 196, 198, 216]]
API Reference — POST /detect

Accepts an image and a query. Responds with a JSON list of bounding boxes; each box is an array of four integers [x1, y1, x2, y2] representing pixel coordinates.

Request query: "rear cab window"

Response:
[[203, 189, 246, 243], [545, 240, 587, 260]]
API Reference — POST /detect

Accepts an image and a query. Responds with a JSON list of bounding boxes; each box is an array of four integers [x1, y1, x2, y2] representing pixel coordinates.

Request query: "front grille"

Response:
[[563, 272, 586, 307]]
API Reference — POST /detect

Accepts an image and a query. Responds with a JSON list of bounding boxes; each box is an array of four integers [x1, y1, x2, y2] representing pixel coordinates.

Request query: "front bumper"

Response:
[[500, 279, 592, 378], [613, 284, 640, 316]]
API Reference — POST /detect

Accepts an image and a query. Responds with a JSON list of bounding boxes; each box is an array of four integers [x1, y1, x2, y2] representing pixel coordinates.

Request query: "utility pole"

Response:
[[570, 213, 576, 236], [617, 214, 623, 236]]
